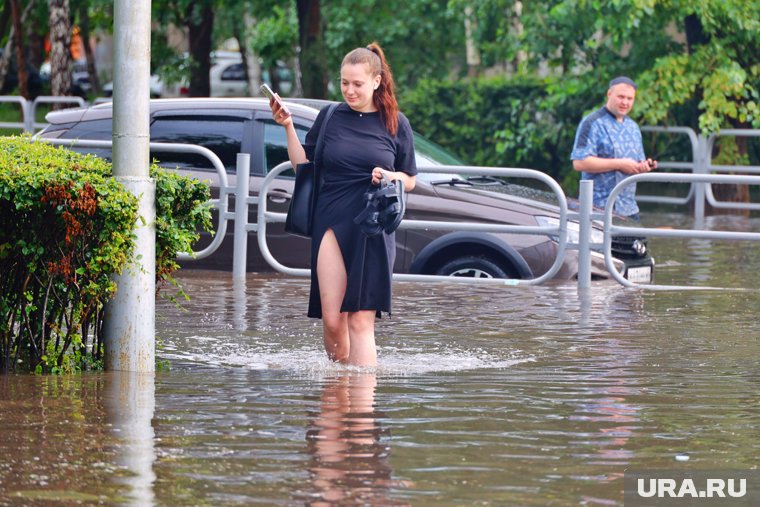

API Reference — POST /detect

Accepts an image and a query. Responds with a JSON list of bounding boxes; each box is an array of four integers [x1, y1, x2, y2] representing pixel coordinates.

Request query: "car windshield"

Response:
[[411, 131, 563, 206], [412, 133, 468, 183]]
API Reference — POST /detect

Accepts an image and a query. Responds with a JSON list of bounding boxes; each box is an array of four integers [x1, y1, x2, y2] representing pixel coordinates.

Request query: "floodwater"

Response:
[[2, 211, 760, 506]]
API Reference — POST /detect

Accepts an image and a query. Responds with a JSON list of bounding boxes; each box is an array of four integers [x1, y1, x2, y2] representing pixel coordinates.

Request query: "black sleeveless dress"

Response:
[[303, 103, 417, 318]]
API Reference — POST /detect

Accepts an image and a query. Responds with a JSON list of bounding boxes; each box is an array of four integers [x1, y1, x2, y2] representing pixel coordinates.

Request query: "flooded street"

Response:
[[2, 211, 760, 506]]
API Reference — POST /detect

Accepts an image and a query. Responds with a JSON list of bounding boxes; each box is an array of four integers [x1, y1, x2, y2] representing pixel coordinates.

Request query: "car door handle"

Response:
[[268, 189, 291, 204]]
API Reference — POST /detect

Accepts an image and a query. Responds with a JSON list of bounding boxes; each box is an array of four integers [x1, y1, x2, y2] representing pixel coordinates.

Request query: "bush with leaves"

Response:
[[401, 76, 583, 188], [153, 165, 213, 300], [0, 137, 211, 374]]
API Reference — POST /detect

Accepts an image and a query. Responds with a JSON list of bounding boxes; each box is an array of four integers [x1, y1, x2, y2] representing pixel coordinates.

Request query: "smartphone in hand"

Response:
[[260, 84, 290, 116]]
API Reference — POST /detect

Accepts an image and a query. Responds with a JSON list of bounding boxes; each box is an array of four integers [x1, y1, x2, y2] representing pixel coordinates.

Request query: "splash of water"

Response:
[[161, 337, 533, 376]]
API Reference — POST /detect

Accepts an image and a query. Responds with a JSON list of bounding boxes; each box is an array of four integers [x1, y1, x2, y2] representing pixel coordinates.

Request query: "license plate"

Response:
[[626, 266, 652, 283]]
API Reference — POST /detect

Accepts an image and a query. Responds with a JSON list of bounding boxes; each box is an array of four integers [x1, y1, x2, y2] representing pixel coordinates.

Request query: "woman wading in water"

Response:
[[268, 43, 417, 367]]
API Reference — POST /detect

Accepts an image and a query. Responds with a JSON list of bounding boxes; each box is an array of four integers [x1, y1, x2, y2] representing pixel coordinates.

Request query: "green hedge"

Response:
[[400, 76, 597, 193], [0, 136, 211, 374]]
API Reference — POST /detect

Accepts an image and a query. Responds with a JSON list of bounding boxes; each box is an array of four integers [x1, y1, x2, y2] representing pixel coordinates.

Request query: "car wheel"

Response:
[[434, 256, 511, 279]]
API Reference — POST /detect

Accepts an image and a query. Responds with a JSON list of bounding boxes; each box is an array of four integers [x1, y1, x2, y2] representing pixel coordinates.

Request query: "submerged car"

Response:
[[34, 98, 654, 282]]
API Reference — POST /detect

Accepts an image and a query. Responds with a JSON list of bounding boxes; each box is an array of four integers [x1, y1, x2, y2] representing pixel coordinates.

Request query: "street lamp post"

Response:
[[104, 0, 155, 372]]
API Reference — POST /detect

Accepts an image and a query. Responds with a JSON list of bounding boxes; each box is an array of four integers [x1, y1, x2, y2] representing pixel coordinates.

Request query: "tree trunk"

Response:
[[49, 0, 72, 99], [684, 14, 708, 54], [0, 0, 10, 93], [296, 0, 328, 99], [0, 0, 34, 94], [78, 1, 100, 95], [0, 0, 10, 37], [9, 0, 27, 98], [27, 29, 44, 70], [187, 2, 213, 97], [245, 12, 264, 97], [464, 5, 480, 78], [233, 24, 250, 96]]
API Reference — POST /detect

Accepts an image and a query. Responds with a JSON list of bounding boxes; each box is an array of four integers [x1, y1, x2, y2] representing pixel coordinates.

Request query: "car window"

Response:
[[412, 132, 469, 183], [53, 117, 114, 160], [150, 116, 245, 171], [57, 117, 113, 140], [263, 120, 308, 178], [220, 63, 245, 82]]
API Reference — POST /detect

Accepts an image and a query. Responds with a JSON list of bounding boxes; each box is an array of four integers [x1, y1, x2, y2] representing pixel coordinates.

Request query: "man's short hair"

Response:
[[608, 76, 637, 90]]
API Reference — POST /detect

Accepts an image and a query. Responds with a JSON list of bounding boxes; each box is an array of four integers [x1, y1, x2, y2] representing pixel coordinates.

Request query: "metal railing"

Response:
[[638, 126, 701, 206], [703, 129, 760, 214], [257, 162, 570, 286], [0, 96, 30, 132], [0, 95, 87, 133], [32, 138, 576, 287], [36, 135, 760, 291], [600, 172, 760, 290], [638, 126, 760, 223]]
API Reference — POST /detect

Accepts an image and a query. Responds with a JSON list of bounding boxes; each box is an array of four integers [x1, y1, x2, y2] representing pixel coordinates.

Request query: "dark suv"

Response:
[[35, 98, 654, 282]]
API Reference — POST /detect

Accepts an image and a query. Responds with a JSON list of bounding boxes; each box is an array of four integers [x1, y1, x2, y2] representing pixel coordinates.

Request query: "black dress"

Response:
[[303, 103, 417, 318]]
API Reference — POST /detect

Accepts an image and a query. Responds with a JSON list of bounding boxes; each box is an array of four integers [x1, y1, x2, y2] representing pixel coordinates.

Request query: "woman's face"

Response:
[[340, 63, 381, 113]]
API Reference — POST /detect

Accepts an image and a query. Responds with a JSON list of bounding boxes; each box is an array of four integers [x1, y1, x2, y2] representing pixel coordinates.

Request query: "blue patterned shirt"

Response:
[[570, 107, 646, 217]]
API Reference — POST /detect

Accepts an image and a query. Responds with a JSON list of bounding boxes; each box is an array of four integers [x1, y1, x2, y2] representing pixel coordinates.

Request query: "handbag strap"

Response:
[[313, 103, 339, 171]]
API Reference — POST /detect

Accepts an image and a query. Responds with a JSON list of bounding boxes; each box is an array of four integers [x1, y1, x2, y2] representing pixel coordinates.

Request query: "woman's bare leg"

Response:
[[347, 311, 377, 367], [316, 229, 349, 362]]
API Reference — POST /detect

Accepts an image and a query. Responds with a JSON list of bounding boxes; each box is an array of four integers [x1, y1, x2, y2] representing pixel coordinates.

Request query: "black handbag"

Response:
[[284, 103, 338, 237]]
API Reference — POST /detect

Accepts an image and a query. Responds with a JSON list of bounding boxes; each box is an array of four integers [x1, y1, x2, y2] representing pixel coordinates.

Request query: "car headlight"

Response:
[[632, 239, 647, 255], [536, 216, 604, 245]]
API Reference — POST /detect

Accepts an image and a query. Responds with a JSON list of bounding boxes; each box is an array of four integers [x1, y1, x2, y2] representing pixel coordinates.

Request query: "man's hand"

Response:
[[620, 158, 654, 174]]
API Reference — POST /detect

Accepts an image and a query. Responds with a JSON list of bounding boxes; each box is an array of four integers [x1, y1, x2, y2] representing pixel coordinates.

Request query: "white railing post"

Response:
[[22, 98, 33, 133], [233, 153, 251, 279], [694, 134, 709, 227], [577, 180, 593, 289]]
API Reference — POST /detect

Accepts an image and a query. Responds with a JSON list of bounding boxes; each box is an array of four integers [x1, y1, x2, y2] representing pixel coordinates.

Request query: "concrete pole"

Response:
[[104, 0, 155, 372]]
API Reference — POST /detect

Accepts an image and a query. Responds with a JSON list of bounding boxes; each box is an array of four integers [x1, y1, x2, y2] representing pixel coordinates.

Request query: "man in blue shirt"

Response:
[[570, 76, 657, 220]]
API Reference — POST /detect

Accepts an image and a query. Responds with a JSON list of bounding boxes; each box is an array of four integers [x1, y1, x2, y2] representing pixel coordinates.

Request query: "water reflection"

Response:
[[305, 373, 408, 506], [104, 372, 157, 506]]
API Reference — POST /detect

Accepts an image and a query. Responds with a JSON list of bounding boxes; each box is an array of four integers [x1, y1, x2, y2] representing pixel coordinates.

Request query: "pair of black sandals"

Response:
[[353, 174, 406, 236]]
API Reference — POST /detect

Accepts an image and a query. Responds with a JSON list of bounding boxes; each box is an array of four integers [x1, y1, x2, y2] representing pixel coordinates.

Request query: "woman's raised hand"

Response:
[[269, 94, 293, 127]]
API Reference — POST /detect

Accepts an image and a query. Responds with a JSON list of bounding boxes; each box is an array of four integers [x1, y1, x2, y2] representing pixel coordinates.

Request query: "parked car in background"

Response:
[[102, 74, 167, 98], [2, 49, 43, 98], [102, 52, 293, 99], [209, 56, 248, 97], [209, 52, 293, 97], [39, 59, 92, 98], [34, 98, 654, 283]]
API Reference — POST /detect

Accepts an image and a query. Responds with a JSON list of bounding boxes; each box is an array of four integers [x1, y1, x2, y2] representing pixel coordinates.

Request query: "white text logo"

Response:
[[637, 478, 746, 499]]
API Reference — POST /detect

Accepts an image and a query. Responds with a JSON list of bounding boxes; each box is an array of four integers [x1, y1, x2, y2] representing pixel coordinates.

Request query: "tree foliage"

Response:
[[460, 0, 759, 135], [0, 0, 754, 136]]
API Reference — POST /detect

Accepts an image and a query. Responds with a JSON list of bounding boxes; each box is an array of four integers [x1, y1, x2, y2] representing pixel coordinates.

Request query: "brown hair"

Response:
[[342, 42, 399, 136]]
